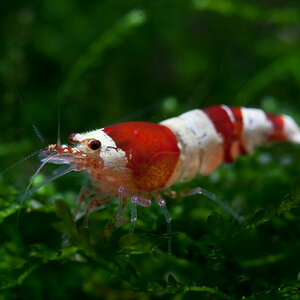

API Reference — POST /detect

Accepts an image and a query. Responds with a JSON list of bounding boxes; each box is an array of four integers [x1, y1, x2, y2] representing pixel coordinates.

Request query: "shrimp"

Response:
[[26, 105, 300, 236]]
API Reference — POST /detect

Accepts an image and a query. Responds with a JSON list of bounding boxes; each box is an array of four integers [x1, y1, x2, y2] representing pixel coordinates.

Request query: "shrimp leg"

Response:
[[129, 195, 151, 234], [73, 181, 92, 222], [182, 187, 243, 222], [83, 198, 106, 228], [115, 186, 128, 227], [157, 198, 172, 255]]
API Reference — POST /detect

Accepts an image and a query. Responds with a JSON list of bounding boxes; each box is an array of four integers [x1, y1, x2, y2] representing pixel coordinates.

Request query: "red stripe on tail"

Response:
[[266, 114, 286, 142], [203, 106, 245, 163]]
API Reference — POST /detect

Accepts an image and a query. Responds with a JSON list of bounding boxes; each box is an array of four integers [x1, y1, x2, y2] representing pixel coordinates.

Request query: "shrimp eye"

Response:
[[88, 140, 101, 150]]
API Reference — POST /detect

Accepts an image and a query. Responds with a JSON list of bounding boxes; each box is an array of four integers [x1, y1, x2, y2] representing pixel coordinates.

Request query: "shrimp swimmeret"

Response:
[[19, 105, 300, 234]]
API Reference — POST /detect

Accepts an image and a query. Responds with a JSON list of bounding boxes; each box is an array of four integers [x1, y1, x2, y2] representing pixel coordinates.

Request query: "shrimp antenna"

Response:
[[17, 151, 58, 223], [14, 87, 48, 146], [57, 109, 62, 148], [0, 149, 44, 176], [26, 165, 75, 199]]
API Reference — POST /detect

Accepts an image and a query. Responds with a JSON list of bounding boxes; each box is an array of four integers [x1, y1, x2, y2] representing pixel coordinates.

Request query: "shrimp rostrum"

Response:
[[35, 105, 300, 231]]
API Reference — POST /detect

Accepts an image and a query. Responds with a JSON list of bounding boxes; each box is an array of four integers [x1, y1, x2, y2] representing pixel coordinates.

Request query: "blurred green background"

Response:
[[0, 0, 300, 299]]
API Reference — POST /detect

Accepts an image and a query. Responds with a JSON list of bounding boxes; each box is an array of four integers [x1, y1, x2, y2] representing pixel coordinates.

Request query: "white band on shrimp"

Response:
[[179, 109, 223, 175], [241, 108, 273, 153], [160, 116, 200, 183]]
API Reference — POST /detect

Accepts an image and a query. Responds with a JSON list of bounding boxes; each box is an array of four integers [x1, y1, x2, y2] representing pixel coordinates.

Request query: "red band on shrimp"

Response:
[[203, 106, 244, 162], [230, 107, 247, 155], [68, 133, 78, 142], [103, 122, 180, 191], [266, 114, 286, 142]]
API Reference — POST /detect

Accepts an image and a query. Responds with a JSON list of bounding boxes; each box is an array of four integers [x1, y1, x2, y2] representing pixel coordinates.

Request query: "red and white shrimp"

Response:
[[26, 105, 300, 231]]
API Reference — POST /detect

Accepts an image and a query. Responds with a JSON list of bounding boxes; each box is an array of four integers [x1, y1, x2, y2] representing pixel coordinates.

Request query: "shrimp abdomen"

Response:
[[161, 105, 300, 183]]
